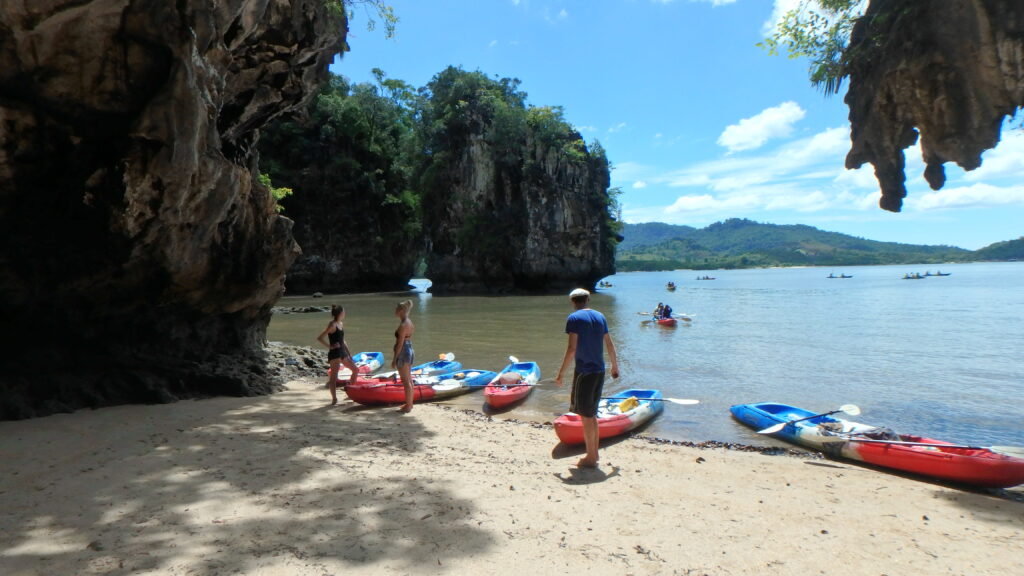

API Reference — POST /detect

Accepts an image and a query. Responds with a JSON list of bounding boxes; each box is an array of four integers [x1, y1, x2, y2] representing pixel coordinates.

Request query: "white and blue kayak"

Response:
[[374, 353, 462, 379], [554, 389, 664, 445], [337, 351, 385, 378]]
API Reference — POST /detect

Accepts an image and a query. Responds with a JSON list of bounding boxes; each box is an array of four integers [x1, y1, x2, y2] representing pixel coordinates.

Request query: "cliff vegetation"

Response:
[[260, 66, 621, 294]]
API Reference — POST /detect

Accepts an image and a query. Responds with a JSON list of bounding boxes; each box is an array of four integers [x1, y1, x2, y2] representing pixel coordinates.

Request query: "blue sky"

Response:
[[331, 0, 1024, 250]]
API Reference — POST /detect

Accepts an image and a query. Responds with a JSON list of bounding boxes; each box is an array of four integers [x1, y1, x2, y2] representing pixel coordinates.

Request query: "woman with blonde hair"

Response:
[[317, 305, 359, 405], [392, 299, 416, 412]]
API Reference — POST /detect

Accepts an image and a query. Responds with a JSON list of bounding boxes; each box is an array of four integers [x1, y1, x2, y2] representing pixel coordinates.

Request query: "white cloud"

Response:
[[542, 7, 568, 23], [488, 40, 498, 48], [620, 114, 1024, 227], [717, 101, 806, 153], [608, 122, 628, 133], [611, 161, 652, 182], [833, 165, 877, 189], [617, 126, 875, 220], [909, 183, 1024, 211], [574, 125, 597, 133], [665, 126, 848, 191], [962, 129, 1024, 182], [762, 0, 801, 35], [655, 133, 663, 139], [632, 181, 648, 189]]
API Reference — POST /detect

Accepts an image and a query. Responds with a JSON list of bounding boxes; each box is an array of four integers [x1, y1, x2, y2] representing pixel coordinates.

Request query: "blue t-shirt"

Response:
[[565, 308, 609, 374]]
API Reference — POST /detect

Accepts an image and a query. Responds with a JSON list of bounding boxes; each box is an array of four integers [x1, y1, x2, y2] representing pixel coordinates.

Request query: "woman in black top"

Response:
[[318, 305, 358, 405]]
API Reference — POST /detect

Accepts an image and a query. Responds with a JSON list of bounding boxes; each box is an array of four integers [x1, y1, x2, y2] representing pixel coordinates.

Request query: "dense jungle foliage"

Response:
[[259, 66, 619, 287]]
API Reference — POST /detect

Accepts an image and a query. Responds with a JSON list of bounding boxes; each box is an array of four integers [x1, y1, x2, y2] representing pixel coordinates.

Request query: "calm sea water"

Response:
[[268, 262, 1024, 448]]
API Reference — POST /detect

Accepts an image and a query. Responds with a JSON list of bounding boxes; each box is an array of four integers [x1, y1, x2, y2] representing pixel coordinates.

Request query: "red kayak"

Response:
[[731, 403, 1024, 488], [554, 389, 663, 445], [655, 317, 677, 327], [345, 370, 496, 406], [483, 361, 541, 409], [840, 435, 1024, 488]]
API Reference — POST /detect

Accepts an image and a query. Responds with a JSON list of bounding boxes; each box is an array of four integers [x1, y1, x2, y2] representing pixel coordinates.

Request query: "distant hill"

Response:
[[972, 237, 1024, 261], [617, 222, 697, 251], [617, 219, 975, 271]]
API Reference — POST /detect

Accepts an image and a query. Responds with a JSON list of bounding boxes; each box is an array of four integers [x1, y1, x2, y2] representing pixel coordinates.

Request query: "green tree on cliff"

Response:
[[259, 73, 421, 290], [759, 0, 865, 94], [325, 1, 398, 39]]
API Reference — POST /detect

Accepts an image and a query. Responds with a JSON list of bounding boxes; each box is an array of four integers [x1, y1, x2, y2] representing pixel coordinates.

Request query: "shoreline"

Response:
[[2, 378, 1021, 575]]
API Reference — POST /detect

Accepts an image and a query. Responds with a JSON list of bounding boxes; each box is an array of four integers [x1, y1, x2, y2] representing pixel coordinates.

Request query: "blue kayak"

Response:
[[374, 355, 463, 379], [336, 351, 385, 379], [730, 402, 874, 450], [352, 351, 384, 371], [412, 357, 463, 376]]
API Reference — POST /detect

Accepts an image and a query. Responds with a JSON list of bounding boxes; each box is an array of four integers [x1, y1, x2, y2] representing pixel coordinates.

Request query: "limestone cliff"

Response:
[[845, 0, 1024, 211], [423, 128, 616, 294], [0, 1, 345, 419]]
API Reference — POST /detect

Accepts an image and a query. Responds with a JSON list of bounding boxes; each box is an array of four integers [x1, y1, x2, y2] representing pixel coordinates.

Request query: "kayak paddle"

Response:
[[603, 396, 699, 405], [757, 404, 861, 434]]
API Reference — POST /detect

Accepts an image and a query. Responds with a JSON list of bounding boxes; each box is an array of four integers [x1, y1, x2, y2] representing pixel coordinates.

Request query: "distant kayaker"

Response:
[[317, 305, 359, 406], [392, 299, 416, 413], [662, 304, 673, 319], [653, 302, 664, 317], [554, 288, 620, 468]]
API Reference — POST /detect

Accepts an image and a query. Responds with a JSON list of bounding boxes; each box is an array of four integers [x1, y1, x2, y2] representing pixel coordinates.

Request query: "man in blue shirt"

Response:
[[555, 288, 620, 468]]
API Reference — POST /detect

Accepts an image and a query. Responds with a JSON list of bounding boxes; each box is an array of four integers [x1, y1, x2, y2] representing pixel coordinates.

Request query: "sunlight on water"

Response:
[[268, 262, 1024, 447]]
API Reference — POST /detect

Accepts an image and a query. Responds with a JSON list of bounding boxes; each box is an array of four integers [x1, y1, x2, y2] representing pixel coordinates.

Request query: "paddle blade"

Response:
[[758, 422, 787, 435], [991, 446, 1024, 458], [666, 398, 700, 405], [509, 355, 519, 364], [839, 404, 861, 416]]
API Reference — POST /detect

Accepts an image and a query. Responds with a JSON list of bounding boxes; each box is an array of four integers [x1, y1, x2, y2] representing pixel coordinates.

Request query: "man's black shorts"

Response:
[[570, 371, 605, 418]]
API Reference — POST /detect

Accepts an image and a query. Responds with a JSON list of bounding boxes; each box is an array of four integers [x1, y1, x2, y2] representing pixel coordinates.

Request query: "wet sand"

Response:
[[2, 378, 1022, 575]]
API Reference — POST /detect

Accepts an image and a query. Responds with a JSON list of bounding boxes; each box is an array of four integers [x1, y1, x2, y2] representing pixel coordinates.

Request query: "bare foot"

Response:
[[576, 457, 599, 469], [330, 398, 338, 406], [399, 404, 413, 413]]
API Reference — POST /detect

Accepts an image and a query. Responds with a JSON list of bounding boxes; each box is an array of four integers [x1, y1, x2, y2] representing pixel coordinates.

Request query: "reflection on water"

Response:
[[269, 263, 1024, 447]]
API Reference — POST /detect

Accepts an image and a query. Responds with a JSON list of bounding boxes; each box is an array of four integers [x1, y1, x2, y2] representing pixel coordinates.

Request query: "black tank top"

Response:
[[329, 324, 343, 346]]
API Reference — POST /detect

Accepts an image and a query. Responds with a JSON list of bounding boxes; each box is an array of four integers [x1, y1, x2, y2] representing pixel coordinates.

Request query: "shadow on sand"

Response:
[[0, 388, 494, 574], [554, 465, 621, 485]]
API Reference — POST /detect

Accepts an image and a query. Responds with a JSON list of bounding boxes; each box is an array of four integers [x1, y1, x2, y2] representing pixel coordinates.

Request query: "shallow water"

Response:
[[268, 262, 1024, 448]]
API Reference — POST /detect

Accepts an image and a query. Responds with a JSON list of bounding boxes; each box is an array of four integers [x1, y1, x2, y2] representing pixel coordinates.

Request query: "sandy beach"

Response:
[[2, 378, 1022, 576]]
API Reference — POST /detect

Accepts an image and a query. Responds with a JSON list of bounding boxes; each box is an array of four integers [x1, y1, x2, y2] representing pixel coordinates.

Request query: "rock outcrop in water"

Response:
[[424, 132, 616, 294], [845, 0, 1024, 211], [0, 1, 346, 419], [417, 68, 618, 294]]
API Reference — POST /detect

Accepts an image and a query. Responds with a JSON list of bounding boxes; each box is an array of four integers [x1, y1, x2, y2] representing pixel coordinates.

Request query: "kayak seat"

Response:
[[859, 427, 900, 441]]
